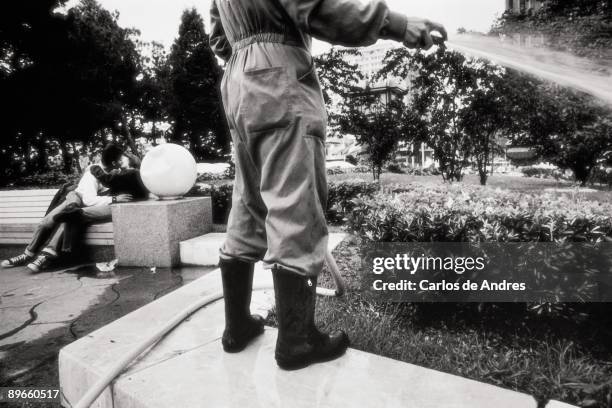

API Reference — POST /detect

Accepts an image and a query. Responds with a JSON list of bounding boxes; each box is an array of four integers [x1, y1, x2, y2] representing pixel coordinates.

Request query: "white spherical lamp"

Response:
[[140, 144, 197, 200]]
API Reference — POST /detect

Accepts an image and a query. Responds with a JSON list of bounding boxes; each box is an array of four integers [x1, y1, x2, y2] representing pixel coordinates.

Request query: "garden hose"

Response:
[[71, 249, 346, 408]]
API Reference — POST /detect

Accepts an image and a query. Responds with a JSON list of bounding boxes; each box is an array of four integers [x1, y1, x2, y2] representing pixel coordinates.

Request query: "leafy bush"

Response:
[[190, 180, 381, 225], [224, 156, 236, 180], [190, 183, 234, 224], [590, 165, 612, 187], [347, 184, 612, 318], [327, 167, 347, 176], [404, 166, 441, 177], [197, 172, 228, 182], [9, 171, 81, 188], [353, 165, 371, 174], [387, 163, 404, 174], [327, 181, 380, 223], [347, 184, 612, 243], [345, 155, 358, 166], [521, 166, 565, 180]]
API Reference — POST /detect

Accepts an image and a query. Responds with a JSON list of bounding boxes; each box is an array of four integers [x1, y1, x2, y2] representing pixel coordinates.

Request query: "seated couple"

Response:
[[1, 143, 149, 273]]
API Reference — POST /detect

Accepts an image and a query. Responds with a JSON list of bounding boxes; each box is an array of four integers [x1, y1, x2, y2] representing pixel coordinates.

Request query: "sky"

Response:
[[65, 0, 505, 55]]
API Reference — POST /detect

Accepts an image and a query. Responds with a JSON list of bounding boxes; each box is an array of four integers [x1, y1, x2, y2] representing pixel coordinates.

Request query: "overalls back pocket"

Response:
[[239, 66, 294, 134]]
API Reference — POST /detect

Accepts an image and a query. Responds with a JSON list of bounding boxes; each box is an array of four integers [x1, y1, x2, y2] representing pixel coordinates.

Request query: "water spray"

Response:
[[436, 34, 612, 104]]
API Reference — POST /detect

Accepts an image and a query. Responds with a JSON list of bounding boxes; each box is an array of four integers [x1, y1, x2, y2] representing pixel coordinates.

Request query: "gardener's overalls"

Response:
[[211, 0, 408, 277]]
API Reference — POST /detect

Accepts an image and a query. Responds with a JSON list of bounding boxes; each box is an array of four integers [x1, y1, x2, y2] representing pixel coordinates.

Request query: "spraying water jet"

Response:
[[441, 34, 612, 104]]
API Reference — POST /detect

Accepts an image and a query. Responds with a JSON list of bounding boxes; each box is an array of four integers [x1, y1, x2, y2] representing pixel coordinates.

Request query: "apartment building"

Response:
[[505, 0, 546, 13]]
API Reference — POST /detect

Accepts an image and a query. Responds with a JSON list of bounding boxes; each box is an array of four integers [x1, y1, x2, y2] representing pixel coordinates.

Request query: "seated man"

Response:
[[89, 151, 149, 201], [1, 143, 134, 272]]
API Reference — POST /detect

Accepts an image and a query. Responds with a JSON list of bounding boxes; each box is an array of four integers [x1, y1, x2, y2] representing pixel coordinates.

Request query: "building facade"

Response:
[[505, 0, 546, 13], [344, 41, 401, 81], [332, 43, 436, 168]]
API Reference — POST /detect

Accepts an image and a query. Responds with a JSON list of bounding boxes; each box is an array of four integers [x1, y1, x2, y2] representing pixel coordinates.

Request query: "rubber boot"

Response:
[[272, 267, 350, 370], [220, 258, 265, 353]]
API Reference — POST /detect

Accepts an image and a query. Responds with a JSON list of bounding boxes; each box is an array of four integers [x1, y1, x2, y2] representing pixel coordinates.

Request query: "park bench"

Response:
[[0, 189, 114, 246], [0, 188, 212, 267]]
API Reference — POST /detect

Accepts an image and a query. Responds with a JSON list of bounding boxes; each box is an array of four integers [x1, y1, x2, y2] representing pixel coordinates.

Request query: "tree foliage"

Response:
[[460, 63, 514, 185], [339, 93, 405, 181], [167, 8, 228, 161], [314, 47, 364, 105], [382, 48, 484, 182], [0, 0, 141, 181], [512, 82, 612, 185]]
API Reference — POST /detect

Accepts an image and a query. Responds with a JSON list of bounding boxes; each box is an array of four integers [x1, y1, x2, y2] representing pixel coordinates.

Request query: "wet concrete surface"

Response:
[[0, 246, 215, 407]]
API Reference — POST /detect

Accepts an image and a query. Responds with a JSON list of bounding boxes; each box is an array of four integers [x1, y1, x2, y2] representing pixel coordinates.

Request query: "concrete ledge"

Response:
[[111, 198, 212, 268], [180, 233, 226, 266], [58, 232, 576, 408]]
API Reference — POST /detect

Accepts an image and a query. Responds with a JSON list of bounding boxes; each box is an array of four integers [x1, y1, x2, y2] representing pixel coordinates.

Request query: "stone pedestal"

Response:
[[111, 197, 212, 267]]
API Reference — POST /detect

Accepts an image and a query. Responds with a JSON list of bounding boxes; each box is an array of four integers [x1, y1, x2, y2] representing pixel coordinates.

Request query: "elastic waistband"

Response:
[[232, 32, 304, 52]]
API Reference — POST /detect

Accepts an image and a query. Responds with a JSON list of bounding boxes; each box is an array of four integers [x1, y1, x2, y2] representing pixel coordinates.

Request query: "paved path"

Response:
[[0, 252, 213, 394]]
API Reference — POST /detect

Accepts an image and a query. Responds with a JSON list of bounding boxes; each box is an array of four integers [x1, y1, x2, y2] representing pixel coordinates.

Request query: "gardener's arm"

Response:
[[278, 0, 447, 49], [210, 0, 232, 61]]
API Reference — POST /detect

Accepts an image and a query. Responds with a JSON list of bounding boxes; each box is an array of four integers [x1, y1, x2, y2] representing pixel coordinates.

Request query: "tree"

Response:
[[490, 0, 612, 185], [339, 93, 405, 180], [314, 47, 363, 106], [460, 62, 512, 185], [0, 0, 70, 179], [61, 0, 142, 158], [167, 8, 228, 161], [382, 47, 475, 182], [136, 41, 171, 145], [0, 0, 142, 181], [514, 83, 612, 185]]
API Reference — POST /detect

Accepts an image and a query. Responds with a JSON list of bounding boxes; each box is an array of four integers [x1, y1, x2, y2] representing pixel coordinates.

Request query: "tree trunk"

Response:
[[61, 142, 73, 174], [573, 164, 590, 187], [481, 149, 490, 186], [478, 157, 488, 186], [34, 137, 48, 173], [151, 122, 157, 145], [121, 114, 140, 157], [72, 142, 82, 174]]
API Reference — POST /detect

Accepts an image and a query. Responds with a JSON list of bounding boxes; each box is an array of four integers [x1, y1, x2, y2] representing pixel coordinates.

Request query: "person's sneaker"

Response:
[[1, 253, 34, 268], [26, 254, 52, 273]]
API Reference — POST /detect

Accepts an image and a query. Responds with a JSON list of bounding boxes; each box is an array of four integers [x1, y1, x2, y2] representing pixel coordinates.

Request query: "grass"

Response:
[[328, 172, 612, 203], [267, 235, 612, 407]]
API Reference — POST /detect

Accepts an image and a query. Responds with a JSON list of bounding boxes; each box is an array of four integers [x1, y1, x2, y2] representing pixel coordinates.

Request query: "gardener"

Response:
[[210, 0, 447, 370]]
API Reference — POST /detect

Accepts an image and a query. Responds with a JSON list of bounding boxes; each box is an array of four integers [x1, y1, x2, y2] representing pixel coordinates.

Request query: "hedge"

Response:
[[346, 184, 612, 243], [191, 180, 380, 224], [521, 166, 566, 180]]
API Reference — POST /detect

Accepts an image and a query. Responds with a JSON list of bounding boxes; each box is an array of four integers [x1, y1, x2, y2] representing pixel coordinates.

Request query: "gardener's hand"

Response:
[[403, 18, 448, 50], [113, 194, 133, 204]]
